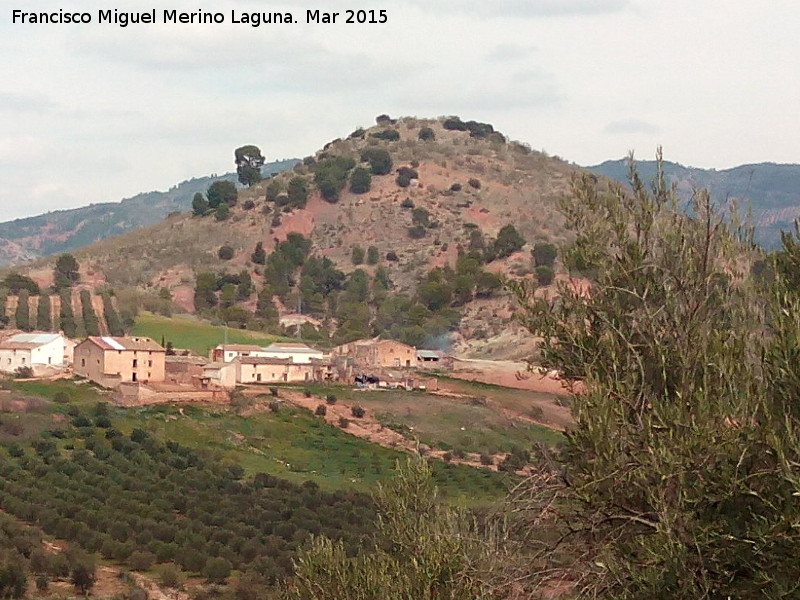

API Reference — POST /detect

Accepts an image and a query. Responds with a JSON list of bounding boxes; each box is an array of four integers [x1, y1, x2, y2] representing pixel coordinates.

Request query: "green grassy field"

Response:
[[283, 383, 564, 455], [5, 379, 514, 505], [131, 312, 289, 355]]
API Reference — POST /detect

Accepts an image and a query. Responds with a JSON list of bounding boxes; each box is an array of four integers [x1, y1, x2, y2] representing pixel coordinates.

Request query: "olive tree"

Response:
[[510, 152, 800, 598]]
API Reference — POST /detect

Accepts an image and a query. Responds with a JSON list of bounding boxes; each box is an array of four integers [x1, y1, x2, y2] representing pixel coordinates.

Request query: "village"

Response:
[[0, 329, 452, 405]]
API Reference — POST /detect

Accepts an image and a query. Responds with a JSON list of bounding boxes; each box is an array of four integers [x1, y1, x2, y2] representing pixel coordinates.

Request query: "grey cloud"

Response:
[[487, 44, 538, 62], [604, 119, 660, 135], [0, 93, 57, 114]]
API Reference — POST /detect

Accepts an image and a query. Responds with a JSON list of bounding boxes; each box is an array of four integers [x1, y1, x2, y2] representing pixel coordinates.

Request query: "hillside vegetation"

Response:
[[0, 160, 298, 267], [11, 116, 582, 356]]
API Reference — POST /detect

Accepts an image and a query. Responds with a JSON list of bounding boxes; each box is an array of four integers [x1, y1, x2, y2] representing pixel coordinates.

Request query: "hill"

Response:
[[587, 158, 800, 248], [8, 116, 590, 358], [0, 159, 298, 267]]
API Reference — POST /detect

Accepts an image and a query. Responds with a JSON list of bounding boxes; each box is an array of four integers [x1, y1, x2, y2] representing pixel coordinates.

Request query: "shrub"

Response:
[[325, 394, 337, 405], [400, 198, 414, 209], [53, 391, 69, 404], [207, 179, 238, 207], [268, 401, 281, 413], [396, 166, 419, 188], [366, 246, 379, 265], [287, 177, 309, 208], [315, 404, 327, 416], [407, 225, 426, 239], [442, 452, 453, 462], [450, 183, 462, 192], [214, 204, 230, 221], [479, 453, 493, 466], [411, 207, 430, 227], [265, 179, 283, 202], [14, 366, 34, 379], [494, 224, 525, 258], [349, 127, 366, 139], [468, 178, 481, 189], [304, 389, 313, 398], [242, 199, 255, 210], [251, 242, 266, 265], [443, 117, 467, 131], [532, 242, 558, 267], [314, 156, 356, 203], [535, 265, 555, 286], [129, 551, 155, 572], [351, 246, 365, 265], [386, 251, 399, 262], [351, 405, 365, 418], [375, 114, 394, 125], [361, 148, 393, 175], [156, 564, 182, 589], [338, 417, 350, 428], [269, 386, 279, 396], [218, 245, 235, 260], [349, 167, 372, 194], [370, 129, 400, 141], [418, 127, 435, 141], [203, 557, 232, 584]]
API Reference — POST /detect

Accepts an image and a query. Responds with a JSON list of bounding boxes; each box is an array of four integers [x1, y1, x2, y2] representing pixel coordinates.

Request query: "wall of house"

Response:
[[75, 343, 165, 386], [0, 349, 32, 373], [100, 349, 166, 383], [376, 341, 417, 368], [74, 341, 106, 382], [31, 338, 66, 367], [236, 362, 316, 384], [260, 349, 324, 364]]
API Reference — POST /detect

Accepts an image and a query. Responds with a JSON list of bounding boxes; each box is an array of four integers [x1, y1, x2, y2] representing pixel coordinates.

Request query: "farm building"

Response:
[[74, 336, 166, 388], [260, 342, 324, 363], [210, 344, 266, 363], [234, 356, 333, 385], [332, 338, 417, 369], [0, 332, 68, 375]]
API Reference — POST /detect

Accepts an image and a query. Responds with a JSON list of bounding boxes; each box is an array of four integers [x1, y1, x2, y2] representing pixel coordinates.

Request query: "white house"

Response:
[[260, 342, 324, 364], [0, 332, 67, 374], [210, 344, 269, 363]]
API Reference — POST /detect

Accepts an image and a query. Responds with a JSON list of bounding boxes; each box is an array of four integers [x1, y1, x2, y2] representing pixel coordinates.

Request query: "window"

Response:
[[21, 358, 25, 364], [148, 360, 152, 367], [256, 373, 262, 382], [81, 358, 86, 367], [132, 373, 137, 382], [132, 359, 138, 367]]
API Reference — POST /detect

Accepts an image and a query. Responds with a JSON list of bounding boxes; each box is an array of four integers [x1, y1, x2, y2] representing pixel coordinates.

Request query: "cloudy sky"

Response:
[[1, 0, 798, 221]]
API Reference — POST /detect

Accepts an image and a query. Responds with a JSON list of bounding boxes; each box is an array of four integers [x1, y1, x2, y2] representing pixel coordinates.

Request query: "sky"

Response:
[[1, 0, 798, 221]]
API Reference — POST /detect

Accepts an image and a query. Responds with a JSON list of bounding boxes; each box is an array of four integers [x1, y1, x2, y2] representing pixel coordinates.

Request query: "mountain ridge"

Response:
[[0, 159, 299, 266], [587, 158, 800, 248]]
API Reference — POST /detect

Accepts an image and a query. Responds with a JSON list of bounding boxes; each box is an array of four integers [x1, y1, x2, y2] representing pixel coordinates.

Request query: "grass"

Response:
[[5, 379, 513, 505], [281, 382, 564, 454], [132, 312, 289, 355], [111, 402, 511, 504]]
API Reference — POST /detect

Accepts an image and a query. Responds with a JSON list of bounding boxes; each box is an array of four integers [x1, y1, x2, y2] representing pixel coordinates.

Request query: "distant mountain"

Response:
[[587, 159, 800, 248], [0, 159, 299, 266]]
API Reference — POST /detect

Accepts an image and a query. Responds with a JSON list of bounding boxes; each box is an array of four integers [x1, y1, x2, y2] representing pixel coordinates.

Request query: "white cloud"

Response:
[[604, 119, 660, 135], [1, 0, 799, 221]]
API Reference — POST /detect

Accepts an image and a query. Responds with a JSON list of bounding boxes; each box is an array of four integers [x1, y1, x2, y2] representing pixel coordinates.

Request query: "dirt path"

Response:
[[244, 387, 519, 471]]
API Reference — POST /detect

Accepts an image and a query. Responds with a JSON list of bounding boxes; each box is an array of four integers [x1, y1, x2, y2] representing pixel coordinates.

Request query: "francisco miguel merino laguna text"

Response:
[[11, 8, 389, 27]]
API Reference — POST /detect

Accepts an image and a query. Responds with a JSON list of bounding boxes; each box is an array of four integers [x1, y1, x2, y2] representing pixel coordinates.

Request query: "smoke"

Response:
[[423, 333, 453, 352]]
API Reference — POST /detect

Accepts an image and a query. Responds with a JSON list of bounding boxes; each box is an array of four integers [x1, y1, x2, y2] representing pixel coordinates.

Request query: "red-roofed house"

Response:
[[74, 336, 166, 388]]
